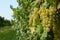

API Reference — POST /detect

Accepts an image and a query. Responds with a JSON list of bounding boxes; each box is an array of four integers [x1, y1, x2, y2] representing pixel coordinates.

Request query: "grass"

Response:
[[0, 26, 17, 40]]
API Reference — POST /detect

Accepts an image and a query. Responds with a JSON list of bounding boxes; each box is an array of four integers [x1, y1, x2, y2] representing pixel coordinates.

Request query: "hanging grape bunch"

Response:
[[29, 7, 39, 33], [39, 6, 56, 32]]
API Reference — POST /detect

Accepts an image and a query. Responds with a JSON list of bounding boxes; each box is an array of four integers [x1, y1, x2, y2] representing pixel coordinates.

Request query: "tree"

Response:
[[0, 16, 12, 27]]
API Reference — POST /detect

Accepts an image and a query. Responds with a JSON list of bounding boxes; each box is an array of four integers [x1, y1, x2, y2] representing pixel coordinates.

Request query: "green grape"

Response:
[[29, 7, 38, 34], [39, 6, 56, 33]]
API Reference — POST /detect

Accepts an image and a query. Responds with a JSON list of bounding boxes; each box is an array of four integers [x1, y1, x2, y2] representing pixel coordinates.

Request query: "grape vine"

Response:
[[11, 0, 60, 40]]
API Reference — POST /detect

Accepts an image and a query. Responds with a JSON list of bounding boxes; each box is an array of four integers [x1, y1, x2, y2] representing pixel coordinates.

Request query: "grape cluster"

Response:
[[39, 6, 56, 32], [29, 7, 38, 33]]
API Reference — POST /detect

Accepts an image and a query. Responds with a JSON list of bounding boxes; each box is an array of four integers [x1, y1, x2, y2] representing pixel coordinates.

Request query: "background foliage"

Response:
[[0, 16, 12, 27]]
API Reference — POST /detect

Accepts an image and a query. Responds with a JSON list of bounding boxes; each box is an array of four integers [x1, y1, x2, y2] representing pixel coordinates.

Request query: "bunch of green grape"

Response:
[[28, 7, 38, 33], [39, 6, 56, 32]]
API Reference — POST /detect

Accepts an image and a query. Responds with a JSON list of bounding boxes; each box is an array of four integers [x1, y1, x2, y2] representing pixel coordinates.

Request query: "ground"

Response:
[[0, 26, 17, 40]]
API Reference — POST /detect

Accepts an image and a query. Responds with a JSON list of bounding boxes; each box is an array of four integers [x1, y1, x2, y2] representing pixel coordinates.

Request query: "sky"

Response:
[[0, 0, 18, 20]]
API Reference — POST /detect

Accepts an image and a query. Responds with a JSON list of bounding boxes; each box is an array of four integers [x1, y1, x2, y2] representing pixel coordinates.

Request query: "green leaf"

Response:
[[58, 2, 60, 9], [40, 31, 48, 40], [36, 23, 43, 36]]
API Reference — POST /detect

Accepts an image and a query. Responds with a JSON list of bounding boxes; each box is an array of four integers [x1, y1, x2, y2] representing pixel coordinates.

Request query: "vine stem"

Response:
[[55, 0, 58, 11]]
